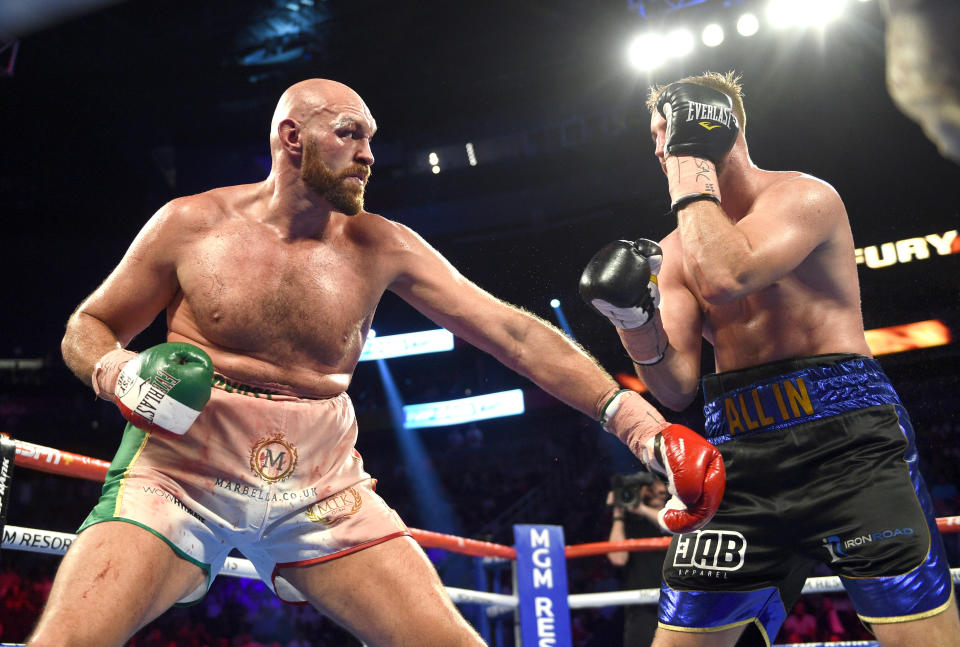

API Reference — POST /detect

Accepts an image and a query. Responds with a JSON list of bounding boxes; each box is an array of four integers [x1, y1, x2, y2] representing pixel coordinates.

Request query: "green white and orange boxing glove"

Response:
[[600, 388, 725, 534], [93, 342, 214, 435]]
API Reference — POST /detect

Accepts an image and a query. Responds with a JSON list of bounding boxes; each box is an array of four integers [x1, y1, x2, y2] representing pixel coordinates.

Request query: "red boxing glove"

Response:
[[601, 389, 725, 534], [650, 424, 726, 534]]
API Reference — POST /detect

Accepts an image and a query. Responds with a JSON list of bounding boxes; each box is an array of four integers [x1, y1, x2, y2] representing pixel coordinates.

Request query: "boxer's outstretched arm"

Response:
[[62, 199, 187, 385], [383, 222, 725, 532], [385, 222, 652, 421], [674, 174, 845, 304]]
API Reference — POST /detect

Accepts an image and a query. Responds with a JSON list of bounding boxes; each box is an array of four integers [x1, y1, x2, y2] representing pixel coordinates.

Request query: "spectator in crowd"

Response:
[[605, 473, 669, 646]]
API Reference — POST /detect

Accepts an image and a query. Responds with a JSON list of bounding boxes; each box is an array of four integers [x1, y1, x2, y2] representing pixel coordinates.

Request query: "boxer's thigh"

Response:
[[277, 535, 485, 647], [29, 520, 207, 647]]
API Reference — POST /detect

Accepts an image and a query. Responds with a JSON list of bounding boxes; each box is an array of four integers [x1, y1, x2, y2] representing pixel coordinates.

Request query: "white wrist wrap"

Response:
[[619, 314, 668, 365]]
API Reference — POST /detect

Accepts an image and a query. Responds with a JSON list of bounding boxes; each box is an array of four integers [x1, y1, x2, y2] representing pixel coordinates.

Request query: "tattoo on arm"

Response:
[[694, 158, 715, 190]]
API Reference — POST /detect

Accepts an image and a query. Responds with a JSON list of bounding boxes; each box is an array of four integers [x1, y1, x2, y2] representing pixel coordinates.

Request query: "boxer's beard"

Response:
[[301, 138, 370, 215]]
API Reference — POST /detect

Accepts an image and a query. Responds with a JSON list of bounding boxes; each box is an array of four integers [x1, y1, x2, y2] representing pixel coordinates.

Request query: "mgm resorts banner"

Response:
[[514, 524, 572, 647]]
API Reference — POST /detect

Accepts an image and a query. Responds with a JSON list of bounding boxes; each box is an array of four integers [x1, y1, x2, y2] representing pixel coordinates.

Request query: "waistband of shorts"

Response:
[[702, 354, 902, 443], [211, 373, 338, 402]]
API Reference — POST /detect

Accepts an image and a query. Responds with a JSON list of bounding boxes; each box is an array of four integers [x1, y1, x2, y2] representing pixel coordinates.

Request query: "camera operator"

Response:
[[606, 472, 669, 646]]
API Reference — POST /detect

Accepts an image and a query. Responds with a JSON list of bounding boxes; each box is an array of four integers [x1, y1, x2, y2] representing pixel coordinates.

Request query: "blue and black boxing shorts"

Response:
[[657, 354, 954, 646]]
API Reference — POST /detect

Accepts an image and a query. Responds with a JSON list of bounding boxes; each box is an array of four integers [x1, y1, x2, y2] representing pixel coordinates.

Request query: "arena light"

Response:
[[665, 28, 695, 58], [795, 0, 847, 26], [402, 389, 525, 429], [549, 298, 575, 338], [465, 142, 477, 166], [864, 320, 952, 356], [431, 165, 441, 174], [737, 12, 760, 36], [702, 23, 725, 47], [627, 32, 668, 72], [358, 329, 454, 361], [428, 152, 439, 165], [765, 0, 792, 27], [766, 0, 846, 28]]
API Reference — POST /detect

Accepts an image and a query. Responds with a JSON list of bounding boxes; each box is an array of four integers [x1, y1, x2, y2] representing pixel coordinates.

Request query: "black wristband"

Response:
[[671, 192, 720, 215]]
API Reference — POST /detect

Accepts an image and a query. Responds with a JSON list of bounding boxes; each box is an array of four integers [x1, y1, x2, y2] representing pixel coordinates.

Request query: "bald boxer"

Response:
[[29, 79, 723, 647], [582, 71, 959, 646]]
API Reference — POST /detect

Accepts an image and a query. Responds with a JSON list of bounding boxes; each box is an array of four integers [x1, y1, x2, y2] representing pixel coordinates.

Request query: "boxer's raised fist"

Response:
[[579, 239, 663, 330]]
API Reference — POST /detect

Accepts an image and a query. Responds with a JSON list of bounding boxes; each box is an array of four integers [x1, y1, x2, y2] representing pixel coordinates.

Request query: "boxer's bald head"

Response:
[[269, 79, 376, 156], [269, 79, 376, 215]]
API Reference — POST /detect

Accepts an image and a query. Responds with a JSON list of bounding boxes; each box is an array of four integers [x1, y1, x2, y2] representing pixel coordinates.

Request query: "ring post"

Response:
[[513, 524, 572, 646], [0, 436, 16, 548]]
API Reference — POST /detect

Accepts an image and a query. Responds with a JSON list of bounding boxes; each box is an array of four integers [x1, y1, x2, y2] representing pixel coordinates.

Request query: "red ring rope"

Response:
[[8, 436, 959, 560]]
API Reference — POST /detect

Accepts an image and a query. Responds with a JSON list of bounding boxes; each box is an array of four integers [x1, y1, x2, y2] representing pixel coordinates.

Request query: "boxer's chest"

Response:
[[174, 228, 385, 365]]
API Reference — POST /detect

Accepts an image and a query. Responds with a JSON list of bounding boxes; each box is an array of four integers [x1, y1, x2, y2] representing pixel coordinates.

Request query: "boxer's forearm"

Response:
[[61, 310, 124, 387], [632, 353, 700, 412], [676, 202, 751, 303], [616, 315, 699, 411], [490, 310, 647, 421]]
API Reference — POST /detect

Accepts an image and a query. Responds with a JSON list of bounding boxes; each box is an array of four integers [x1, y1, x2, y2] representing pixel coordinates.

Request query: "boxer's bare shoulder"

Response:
[[148, 186, 241, 239]]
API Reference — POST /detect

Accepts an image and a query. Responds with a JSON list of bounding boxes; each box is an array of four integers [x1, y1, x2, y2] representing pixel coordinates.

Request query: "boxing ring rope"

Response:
[[5, 437, 960, 645]]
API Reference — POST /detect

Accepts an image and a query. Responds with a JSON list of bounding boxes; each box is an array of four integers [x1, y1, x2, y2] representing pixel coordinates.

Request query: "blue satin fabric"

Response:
[[658, 583, 782, 645], [703, 356, 901, 445]]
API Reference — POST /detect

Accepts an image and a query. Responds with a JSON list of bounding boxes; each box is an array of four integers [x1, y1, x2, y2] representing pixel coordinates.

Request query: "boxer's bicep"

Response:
[[732, 177, 845, 294], [659, 273, 703, 369], [386, 225, 519, 354]]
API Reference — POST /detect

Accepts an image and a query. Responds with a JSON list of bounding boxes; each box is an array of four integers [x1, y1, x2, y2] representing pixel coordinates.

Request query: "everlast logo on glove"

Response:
[[686, 101, 738, 130], [131, 371, 182, 423], [111, 342, 214, 436]]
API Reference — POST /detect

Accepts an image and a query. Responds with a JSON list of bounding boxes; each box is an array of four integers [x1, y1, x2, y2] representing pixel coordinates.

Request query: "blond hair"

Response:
[[646, 70, 746, 131]]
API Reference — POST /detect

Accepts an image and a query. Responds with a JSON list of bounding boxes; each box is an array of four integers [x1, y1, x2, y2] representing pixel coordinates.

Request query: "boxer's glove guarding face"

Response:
[[602, 390, 725, 534], [657, 82, 740, 212], [657, 82, 739, 162], [93, 342, 214, 435], [579, 239, 662, 330]]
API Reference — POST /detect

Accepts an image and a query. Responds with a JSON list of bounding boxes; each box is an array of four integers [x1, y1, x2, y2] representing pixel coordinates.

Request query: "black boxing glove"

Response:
[[657, 82, 740, 161], [579, 239, 663, 330], [657, 83, 740, 212]]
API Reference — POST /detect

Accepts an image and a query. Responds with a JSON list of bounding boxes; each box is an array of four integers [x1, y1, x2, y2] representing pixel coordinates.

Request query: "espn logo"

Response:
[[673, 530, 747, 571]]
